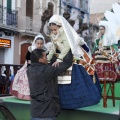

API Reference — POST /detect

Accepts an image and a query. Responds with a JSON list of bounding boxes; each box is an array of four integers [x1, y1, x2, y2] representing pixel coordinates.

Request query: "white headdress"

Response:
[[28, 34, 45, 52], [99, 21, 118, 46], [98, 3, 120, 46], [48, 14, 89, 58], [48, 15, 62, 26]]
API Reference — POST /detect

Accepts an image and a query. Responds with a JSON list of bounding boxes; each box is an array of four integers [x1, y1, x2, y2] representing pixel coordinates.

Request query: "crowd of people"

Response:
[[9, 13, 120, 120], [0, 69, 14, 94]]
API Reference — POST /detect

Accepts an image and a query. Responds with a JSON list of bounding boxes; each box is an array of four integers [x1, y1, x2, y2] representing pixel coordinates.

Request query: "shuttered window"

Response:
[[7, 0, 12, 13], [26, 0, 33, 18], [0, 48, 4, 63]]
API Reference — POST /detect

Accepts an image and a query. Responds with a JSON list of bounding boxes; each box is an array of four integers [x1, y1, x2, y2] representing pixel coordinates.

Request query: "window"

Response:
[[26, 0, 33, 18], [7, 0, 11, 13], [6, 0, 17, 26], [80, 0, 88, 11], [83, 0, 88, 11]]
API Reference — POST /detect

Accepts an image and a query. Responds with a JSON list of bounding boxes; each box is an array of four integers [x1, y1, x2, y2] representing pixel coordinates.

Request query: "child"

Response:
[[10, 34, 47, 100], [26, 34, 47, 66], [47, 14, 101, 109], [47, 23, 70, 66]]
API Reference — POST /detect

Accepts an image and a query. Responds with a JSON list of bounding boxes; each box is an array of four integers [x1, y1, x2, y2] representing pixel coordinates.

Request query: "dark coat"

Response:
[[27, 51, 72, 118], [26, 51, 31, 66], [26, 51, 31, 61]]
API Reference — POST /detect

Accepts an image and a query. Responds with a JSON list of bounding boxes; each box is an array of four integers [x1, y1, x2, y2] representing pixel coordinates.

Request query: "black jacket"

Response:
[[27, 51, 72, 118], [26, 51, 31, 67], [26, 51, 31, 61]]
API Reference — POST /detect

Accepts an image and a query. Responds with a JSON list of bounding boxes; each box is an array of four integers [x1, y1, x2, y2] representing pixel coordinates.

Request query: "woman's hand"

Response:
[[52, 61, 59, 67]]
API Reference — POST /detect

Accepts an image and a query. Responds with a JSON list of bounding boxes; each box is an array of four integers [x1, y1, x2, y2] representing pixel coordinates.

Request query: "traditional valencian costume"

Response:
[[10, 34, 46, 100], [48, 14, 101, 109], [93, 3, 120, 77]]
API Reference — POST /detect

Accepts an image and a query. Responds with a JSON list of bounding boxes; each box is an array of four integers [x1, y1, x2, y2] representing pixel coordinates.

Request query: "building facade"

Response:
[[0, 0, 89, 65], [60, 0, 90, 30], [0, 0, 17, 64], [0, 0, 60, 65]]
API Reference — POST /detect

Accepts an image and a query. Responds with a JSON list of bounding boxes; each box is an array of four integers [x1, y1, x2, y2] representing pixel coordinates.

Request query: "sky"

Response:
[[90, 0, 120, 14]]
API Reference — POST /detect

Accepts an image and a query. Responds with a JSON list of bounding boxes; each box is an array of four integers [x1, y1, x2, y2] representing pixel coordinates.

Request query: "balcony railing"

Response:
[[65, 0, 75, 6], [0, 5, 18, 27], [0, 64, 22, 76], [62, 0, 88, 13]]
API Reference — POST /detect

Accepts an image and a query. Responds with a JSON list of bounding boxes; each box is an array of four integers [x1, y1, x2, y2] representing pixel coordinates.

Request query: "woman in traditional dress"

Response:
[[93, 23, 120, 76], [47, 14, 101, 109], [10, 34, 47, 100]]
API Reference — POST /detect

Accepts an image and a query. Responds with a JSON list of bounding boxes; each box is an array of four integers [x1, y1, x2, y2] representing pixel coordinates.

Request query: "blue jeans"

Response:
[[31, 117, 56, 120]]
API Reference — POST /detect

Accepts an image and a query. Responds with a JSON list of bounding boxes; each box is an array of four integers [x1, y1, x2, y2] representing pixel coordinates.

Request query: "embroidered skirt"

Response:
[[58, 64, 101, 109]]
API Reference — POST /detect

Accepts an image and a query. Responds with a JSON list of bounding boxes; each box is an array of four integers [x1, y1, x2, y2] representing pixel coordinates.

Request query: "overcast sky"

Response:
[[90, 0, 120, 14]]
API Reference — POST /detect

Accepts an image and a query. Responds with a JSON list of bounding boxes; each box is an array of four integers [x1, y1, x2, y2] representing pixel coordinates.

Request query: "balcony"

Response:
[[62, 0, 88, 13], [65, 0, 75, 6], [0, 5, 18, 29]]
